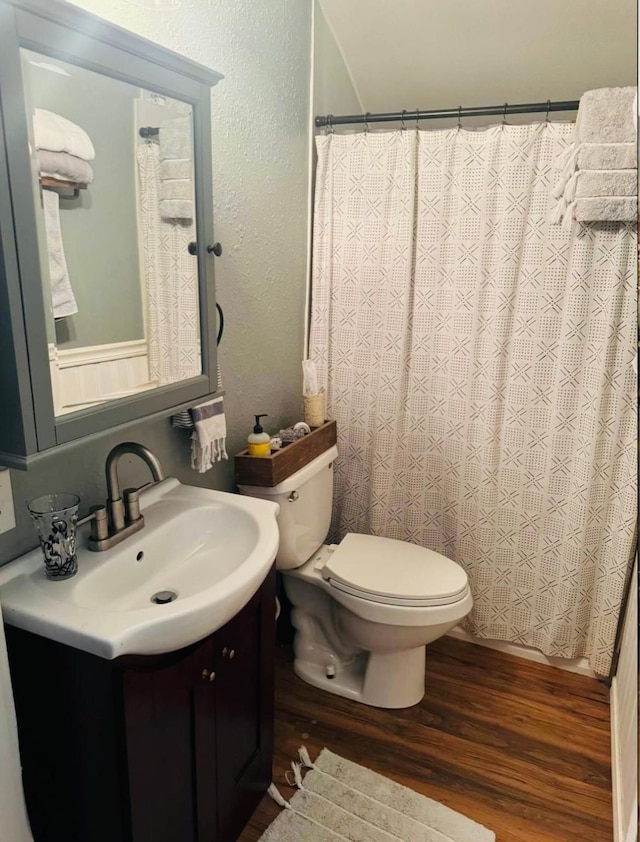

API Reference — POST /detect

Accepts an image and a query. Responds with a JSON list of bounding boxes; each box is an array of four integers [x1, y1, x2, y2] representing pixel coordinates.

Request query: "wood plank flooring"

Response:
[[238, 636, 612, 842]]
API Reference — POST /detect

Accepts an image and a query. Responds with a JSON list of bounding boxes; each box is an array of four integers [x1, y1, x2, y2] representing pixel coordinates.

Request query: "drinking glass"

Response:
[[27, 492, 80, 580]]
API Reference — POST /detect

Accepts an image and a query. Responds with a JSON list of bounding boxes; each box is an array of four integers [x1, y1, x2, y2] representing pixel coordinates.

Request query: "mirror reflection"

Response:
[[21, 49, 202, 417]]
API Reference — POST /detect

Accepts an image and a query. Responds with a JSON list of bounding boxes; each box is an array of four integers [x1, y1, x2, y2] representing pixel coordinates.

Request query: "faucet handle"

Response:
[[123, 488, 141, 523], [89, 505, 109, 542]]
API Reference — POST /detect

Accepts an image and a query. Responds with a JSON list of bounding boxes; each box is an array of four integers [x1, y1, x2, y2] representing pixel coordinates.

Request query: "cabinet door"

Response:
[[213, 568, 276, 842], [122, 636, 216, 842], [0, 0, 222, 468]]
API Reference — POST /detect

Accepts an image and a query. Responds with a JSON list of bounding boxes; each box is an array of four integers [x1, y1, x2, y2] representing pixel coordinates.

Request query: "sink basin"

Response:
[[0, 478, 279, 659]]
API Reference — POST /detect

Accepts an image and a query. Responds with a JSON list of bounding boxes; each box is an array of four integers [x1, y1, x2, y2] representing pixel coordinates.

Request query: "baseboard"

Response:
[[446, 626, 596, 678]]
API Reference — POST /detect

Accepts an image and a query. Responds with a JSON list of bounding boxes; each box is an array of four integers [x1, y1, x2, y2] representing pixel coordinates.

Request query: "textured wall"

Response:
[[0, 0, 312, 564], [313, 1, 361, 120]]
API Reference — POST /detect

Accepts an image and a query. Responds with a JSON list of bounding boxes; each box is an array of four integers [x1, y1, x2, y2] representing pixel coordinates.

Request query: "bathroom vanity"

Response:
[[5, 567, 275, 842], [1, 475, 280, 841]]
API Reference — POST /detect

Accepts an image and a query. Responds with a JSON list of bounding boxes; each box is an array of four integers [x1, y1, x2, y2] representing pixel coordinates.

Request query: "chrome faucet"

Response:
[[87, 442, 165, 552]]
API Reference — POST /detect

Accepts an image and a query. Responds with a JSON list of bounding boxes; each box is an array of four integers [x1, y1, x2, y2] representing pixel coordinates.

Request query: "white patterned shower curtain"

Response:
[[309, 123, 637, 675], [136, 141, 200, 386]]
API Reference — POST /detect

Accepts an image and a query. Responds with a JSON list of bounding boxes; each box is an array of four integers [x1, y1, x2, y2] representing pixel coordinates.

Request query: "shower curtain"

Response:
[[136, 141, 200, 386], [309, 123, 637, 675]]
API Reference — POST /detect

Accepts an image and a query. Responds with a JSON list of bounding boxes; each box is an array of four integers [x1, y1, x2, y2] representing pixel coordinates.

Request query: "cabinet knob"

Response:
[[201, 668, 216, 682], [222, 647, 236, 659], [207, 242, 222, 256]]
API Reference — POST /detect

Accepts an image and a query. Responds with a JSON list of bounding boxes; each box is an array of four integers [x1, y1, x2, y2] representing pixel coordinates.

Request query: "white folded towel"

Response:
[[37, 150, 94, 184], [159, 116, 193, 221], [159, 159, 192, 180], [33, 109, 95, 162], [42, 188, 78, 318], [552, 87, 637, 228]]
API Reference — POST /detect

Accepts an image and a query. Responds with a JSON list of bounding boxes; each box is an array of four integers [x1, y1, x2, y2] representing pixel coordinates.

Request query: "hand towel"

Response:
[[42, 188, 78, 318], [574, 196, 637, 223], [159, 116, 192, 159], [33, 109, 95, 162], [37, 150, 94, 184], [159, 198, 193, 219], [171, 366, 227, 472], [552, 86, 637, 228], [159, 116, 193, 221], [190, 396, 228, 473], [159, 159, 191, 180]]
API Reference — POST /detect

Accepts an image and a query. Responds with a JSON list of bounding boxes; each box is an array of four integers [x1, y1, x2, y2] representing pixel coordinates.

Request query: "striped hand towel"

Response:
[[171, 366, 227, 473]]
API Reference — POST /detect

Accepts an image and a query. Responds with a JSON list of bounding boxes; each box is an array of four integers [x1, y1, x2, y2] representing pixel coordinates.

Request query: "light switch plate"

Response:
[[0, 469, 16, 533]]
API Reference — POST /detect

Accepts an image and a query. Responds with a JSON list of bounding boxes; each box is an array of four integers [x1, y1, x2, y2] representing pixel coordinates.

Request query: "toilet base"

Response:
[[293, 645, 426, 709]]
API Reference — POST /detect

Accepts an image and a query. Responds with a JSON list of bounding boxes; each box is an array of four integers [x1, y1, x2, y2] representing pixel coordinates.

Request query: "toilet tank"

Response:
[[238, 445, 337, 570]]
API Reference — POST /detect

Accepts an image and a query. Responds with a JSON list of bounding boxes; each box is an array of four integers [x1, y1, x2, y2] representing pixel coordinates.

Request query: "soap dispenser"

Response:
[[248, 414, 271, 457]]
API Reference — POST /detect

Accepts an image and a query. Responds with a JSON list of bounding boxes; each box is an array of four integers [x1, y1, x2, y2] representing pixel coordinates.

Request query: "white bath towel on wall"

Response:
[[33, 108, 95, 161], [158, 116, 194, 220], [42, 188, 78, 319], [552, 86, 637, 226], [136, 141, 200, 385], [310, 123, 637, 677], [37, 150, 94, 184]]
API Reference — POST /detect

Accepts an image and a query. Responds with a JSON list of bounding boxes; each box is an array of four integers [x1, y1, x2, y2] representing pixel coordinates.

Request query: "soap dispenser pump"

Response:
[[248, 414, 271, 457]]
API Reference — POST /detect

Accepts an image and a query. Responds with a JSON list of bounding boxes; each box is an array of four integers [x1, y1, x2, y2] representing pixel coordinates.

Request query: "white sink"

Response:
[[0, 478, 279, 659]]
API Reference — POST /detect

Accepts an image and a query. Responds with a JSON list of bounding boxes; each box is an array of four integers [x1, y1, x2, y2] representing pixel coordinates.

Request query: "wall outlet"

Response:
[[0, 469, 16, 533]]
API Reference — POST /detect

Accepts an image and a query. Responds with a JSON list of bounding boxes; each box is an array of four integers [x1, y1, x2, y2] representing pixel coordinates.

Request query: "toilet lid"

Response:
[[322, 533, 468, 607]]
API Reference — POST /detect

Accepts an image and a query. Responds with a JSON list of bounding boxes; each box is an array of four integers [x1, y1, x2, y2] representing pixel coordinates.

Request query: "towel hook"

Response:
[[400, 109, 407, 131], [502, 102, 509, 125], [457, 105, 463, 131], [364, 112, 371, 133], [545, 99, 551, 124]]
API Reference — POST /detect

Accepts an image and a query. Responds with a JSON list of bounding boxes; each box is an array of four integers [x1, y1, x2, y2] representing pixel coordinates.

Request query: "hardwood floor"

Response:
[[238, 636, 612, 842]]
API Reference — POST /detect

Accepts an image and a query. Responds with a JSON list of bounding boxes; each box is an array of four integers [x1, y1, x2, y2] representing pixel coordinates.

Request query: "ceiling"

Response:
[[318, 0, 637, 115]]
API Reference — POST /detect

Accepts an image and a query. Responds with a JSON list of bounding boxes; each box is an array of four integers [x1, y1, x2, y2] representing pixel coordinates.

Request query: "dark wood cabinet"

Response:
[[5, 567, 275, 842]]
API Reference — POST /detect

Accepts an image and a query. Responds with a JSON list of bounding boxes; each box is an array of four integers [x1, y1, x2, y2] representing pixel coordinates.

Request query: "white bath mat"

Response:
[[260, 747, 495, 842]]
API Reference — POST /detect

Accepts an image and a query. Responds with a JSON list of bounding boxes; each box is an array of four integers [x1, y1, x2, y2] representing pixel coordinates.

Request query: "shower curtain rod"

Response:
[[315, 100, 580, 128]]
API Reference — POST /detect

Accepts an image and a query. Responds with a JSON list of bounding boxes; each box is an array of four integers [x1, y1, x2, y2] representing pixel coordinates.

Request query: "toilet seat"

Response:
[[321, 533, 468, 607]]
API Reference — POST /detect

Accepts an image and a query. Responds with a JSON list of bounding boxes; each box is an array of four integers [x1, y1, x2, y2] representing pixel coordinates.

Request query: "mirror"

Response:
[[21, 49, 201, 417]]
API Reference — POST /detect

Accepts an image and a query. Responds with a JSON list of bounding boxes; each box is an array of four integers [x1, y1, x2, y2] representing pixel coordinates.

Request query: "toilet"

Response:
[[239, 444, 472, 708]]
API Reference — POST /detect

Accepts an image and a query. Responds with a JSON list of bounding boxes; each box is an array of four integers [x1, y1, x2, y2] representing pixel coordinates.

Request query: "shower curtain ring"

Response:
[[401, 109, 407, 131], [502, 102, 509, 126], [364, 112, 371, 132], [327, 114, 334, 134], [545, 99, 551, 123], [457, 105, 463, 131], [415, 109, 420, 129]]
